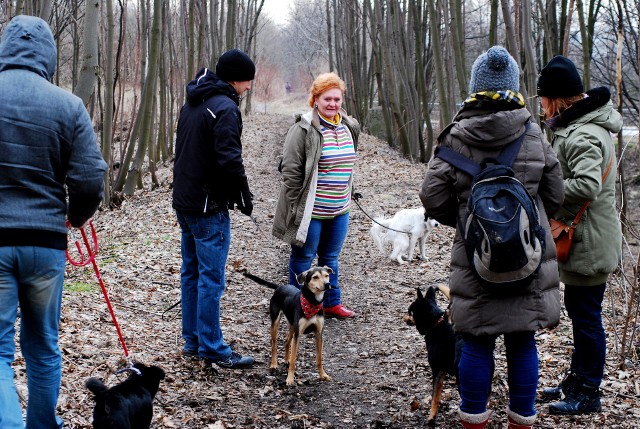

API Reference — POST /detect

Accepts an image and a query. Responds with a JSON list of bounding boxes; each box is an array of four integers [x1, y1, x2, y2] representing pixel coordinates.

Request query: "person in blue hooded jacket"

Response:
[[0, 15, 107, 429], [172, 49, 256, 369]]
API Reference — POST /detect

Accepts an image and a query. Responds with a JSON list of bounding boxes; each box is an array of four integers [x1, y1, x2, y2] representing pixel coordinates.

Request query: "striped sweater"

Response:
[[312, 115, 356, 219]]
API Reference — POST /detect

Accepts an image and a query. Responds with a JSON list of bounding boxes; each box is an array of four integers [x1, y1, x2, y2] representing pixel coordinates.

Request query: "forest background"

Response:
[[1, 0, 640, 427]]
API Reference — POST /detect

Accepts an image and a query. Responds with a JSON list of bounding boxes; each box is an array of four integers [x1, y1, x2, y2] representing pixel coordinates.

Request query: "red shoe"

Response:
[[323, 304, 355, 319]]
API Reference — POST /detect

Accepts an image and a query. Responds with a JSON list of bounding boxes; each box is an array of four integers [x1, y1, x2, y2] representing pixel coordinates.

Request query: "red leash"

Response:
[[66, 220, 131, 359]]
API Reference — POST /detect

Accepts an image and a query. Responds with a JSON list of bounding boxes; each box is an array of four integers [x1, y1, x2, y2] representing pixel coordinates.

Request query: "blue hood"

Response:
[[0, 15, 57, 79]]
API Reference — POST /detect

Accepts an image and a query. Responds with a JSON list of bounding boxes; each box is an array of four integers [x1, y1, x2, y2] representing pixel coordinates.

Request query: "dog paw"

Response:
[[319, 372, 331, 381], [285, 376, 295, 386]]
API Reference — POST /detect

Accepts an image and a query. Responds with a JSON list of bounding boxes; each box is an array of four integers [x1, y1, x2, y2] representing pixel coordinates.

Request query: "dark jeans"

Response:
[[458, 332, 538, 417], [564, 283, 607, 386], [289, 212, 349, 307]]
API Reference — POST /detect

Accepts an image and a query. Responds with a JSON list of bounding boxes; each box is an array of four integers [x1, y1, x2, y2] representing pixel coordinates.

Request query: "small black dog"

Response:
[[86, 362, 165, 429], [404, 285, 461, 426], [244, 266, 334, 385]]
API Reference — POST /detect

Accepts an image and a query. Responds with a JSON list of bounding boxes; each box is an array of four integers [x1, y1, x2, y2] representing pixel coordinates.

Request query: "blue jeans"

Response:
[[0, 246, 65, 429], [289, 212, 349, 308], [564, 283, 606, 386], [176, 211, 233, 361], [458, 332, 538, 417]]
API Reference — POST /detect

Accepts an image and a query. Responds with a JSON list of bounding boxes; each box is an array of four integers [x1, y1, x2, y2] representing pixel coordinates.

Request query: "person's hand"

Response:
[[352, 192, 363, 202], [237, 180, 253, 217]]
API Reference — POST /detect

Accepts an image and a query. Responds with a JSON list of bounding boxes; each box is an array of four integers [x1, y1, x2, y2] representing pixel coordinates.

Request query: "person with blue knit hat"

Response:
[[537, 55, 622, 416], [173, 48, 256, 369], [419, 46, 564, 429]]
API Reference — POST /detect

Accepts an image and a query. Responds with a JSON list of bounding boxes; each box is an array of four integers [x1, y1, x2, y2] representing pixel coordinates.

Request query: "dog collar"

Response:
[[301, 295, 322, 318], [432, 314, 445, 329]]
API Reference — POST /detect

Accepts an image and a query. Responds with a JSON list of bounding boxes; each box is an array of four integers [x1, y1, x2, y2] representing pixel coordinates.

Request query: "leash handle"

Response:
[[66, 220, 131, 358], [65, 220, 98, 266]]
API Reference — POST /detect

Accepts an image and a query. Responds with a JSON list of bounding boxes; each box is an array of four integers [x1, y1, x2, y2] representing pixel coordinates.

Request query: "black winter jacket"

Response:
[[172, 67, 249, 214]]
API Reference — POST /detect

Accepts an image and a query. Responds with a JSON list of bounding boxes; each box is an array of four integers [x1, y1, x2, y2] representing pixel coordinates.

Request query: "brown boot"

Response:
[[459, 409, 491, 429], [507, 407, 536, 429]]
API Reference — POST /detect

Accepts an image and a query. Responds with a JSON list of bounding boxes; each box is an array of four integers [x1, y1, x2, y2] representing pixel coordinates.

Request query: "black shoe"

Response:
[[182, 349, 199, 360], [548, 383, 602, 415], [211, 352, 255, 369], [540, 371, 580, 402]]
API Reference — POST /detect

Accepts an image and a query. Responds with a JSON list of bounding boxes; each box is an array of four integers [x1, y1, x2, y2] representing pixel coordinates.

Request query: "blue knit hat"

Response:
[[468, 46, 520, 93]]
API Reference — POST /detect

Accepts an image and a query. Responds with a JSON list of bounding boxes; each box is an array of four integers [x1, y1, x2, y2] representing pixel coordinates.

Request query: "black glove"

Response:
[[236, 178, 253, 217], [352, 192, 363, 202]]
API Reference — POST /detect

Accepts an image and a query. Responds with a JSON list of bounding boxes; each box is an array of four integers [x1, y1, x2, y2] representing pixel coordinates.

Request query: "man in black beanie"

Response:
[[172, 49, 256, 369]]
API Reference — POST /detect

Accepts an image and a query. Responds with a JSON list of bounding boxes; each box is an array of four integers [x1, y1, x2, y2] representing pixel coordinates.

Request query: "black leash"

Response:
[[351, 197, 412, 234]]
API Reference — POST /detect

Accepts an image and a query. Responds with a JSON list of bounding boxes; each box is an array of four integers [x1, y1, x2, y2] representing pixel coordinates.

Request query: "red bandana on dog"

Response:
[[300, 295, 322, 318]]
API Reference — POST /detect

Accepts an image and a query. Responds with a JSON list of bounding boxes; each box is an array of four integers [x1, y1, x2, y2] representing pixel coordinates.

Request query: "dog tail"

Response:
[[435, 283, 450, 300], [370, 218, 388, 252], [85, 377, 108, 395], [243, 271, 279, 289]]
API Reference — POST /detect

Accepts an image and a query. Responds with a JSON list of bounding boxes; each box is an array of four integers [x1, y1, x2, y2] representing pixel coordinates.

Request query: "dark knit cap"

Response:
[[468, 46, 520, 93], [537, 55, 584, 98], [215, 48, 255, 82]]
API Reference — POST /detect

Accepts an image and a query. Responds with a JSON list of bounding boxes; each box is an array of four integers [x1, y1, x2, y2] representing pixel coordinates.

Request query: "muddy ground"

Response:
[[13, 107, 639, 428]]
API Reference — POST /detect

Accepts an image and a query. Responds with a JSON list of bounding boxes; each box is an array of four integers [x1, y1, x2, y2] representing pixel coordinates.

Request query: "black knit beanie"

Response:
[[215, 49, 255, 82], [537, 55, 584, 98]]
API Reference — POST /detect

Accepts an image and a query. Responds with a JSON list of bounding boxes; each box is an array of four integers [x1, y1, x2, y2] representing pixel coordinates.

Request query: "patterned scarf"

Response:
[[301, 294, 323, 318], [463, 90, 525, 108]]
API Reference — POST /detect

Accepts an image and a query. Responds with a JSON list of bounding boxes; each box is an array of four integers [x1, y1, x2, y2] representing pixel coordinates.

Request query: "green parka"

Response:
[[272, 108, 360, 247], [548, 87, 623, 286]]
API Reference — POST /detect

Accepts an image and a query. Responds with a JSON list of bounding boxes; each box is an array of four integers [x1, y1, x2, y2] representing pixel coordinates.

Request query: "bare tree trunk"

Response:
[[102, 0, 115, 206], [448, 0, 467, 100], [489, 0, 499, 46], [123, 0, 164, 195], [562, 0, 575, 55], [521, 0, 537, 115], [429, 0, 451, 126], [39, 0, 52, 20], [74, 0, 100, 105]]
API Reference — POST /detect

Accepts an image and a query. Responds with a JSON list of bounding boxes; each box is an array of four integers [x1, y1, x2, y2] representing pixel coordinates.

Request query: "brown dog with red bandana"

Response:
[[243, 266, 334, 385]]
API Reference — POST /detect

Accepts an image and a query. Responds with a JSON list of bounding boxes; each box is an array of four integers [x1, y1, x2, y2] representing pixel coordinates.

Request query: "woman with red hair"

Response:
[[272, 72, 360, 318]]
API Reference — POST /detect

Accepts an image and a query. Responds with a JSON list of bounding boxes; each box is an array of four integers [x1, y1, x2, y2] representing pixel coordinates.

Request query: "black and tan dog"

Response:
[[404, 285, 461, 426], [85, 362, 165, 429], [244, 266, 334, 385]]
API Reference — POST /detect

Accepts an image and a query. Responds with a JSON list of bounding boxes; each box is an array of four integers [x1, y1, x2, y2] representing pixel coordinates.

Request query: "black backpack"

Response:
[[434, 123, 544, 294]]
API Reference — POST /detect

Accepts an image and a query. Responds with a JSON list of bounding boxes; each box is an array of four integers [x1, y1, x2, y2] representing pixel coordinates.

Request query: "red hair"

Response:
[[307, 72, 346, 108], [541, 94, 585, 119]]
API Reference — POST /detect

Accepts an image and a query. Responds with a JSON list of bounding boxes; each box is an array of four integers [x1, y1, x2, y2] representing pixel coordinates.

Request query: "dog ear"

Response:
[[426, 286, 436, 300], [416, 287, 424, 300], [296, 270, 307, 285], [322, 266, 335, 274]]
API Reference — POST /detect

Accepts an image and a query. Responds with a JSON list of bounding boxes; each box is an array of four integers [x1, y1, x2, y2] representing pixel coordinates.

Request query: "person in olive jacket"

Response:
[[419, 46, 564, 429], [537, 55, 622, 416], [172, 49, 255, 369]]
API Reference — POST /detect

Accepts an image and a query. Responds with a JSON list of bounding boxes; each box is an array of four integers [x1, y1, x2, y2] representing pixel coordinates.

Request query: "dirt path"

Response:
[[17, 112, 637, 428]]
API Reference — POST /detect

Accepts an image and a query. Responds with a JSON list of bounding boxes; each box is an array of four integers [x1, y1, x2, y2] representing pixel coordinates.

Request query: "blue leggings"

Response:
[[458, 332, 538, 417]]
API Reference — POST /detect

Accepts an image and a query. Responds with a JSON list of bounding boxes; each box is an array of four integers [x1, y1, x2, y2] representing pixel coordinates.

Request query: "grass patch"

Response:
[[65, 282, 96, 293]]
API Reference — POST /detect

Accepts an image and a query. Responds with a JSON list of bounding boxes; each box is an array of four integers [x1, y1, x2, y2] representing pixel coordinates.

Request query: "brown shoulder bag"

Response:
[[550, 156, 613, 263]]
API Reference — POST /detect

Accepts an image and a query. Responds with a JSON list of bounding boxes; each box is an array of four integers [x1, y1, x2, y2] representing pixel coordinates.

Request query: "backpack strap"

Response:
[[496, 122, 530, 167], [434, 122, 531, 175]]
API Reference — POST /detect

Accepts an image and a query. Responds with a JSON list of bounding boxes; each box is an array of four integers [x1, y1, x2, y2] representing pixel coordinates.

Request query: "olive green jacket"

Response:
[[549, 87, 623, 286], [272, 108, 360, 247]]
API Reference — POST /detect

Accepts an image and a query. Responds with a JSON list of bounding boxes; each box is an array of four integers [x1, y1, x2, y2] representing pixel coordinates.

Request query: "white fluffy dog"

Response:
[[370, 208, 439, 264]]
